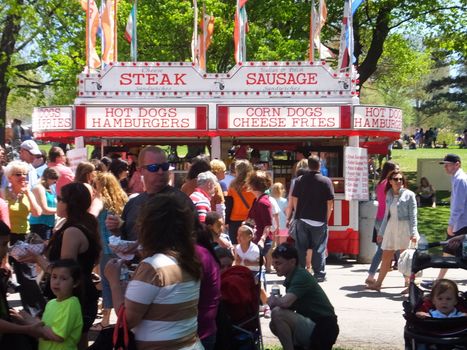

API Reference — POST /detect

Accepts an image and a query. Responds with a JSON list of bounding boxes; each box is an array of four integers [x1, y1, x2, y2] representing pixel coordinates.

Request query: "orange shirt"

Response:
[[227, 186, 255, 221]]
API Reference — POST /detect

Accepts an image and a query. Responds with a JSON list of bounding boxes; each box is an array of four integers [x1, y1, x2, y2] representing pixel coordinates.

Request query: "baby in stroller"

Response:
[[403, 243, 467, 350], [415, 279, 467, 319]]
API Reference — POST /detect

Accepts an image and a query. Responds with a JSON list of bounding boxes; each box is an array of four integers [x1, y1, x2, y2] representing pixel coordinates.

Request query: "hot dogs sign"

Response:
[[78, 61, 357, 98]]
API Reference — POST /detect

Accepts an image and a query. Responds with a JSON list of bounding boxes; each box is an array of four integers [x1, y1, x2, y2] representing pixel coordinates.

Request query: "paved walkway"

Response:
[[8, 258, 467, 349]]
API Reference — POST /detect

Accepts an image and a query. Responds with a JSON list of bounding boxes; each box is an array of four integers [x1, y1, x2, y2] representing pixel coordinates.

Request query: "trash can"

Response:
[[357, 200, 378, 263]]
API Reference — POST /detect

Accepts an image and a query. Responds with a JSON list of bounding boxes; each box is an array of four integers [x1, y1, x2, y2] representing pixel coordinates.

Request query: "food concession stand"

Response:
[[32, 59, 402, 255]]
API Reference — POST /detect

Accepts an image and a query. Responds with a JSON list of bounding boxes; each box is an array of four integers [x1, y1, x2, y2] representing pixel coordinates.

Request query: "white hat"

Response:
[[20, 140, 41, 156]]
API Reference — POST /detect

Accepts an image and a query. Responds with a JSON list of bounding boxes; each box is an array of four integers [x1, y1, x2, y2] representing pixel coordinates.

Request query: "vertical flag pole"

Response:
[[87, 0, 91, 70], [309, 0, 315, 62], [193, 0, 198, 63], [318, 0, 323, 60], [201, 3, 207, 70], [241, 1, 247, 61], [236, 0, 240, 63], [133, 0, 138, 62], [114, 0, 118, 62], [348, 0, 353, 70]]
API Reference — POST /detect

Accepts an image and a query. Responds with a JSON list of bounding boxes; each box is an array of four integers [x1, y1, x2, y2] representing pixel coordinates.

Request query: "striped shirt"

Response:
[[190, 188, 211, 223], [125, 254, 202, 350]]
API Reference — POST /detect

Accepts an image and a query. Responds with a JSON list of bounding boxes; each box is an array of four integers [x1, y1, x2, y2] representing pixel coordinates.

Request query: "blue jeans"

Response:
[[368, 219, 383, 275], [99, 253, 116, 309], [368, 243, 382, 275], [295, 220, 328, 277]]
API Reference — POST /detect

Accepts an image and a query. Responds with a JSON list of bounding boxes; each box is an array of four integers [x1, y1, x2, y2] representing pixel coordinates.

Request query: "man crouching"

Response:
[[268, 243, 339, 350]]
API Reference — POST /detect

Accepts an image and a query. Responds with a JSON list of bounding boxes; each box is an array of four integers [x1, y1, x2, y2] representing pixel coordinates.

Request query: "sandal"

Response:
[[365, 277, 376, 285]]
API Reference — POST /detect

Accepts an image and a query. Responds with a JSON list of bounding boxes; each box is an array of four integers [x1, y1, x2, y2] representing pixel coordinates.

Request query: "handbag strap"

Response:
[[236, 188, 250, 209], [113, 305, 130, 348]]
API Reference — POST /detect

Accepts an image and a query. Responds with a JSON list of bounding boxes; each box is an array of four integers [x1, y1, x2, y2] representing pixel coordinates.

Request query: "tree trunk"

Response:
[[0, 0, 23, 146], [357, 5, 392, 88]]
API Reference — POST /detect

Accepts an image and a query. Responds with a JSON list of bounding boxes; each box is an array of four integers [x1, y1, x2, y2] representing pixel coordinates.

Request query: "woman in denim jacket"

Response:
[[367, 170, 419, 292]]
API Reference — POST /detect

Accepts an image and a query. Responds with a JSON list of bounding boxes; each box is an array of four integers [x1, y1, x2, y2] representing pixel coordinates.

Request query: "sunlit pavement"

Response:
[[8, 258, 466, 349]]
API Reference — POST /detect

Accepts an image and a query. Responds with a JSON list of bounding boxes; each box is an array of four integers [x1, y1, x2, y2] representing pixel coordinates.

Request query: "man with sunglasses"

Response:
[[106, 146, 195, 241], [423, 154, 467, 288], [268, 243, 338, 350]]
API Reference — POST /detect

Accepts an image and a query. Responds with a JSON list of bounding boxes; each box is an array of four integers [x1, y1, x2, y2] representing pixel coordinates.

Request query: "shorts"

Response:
[[269, 308, 315, 348]]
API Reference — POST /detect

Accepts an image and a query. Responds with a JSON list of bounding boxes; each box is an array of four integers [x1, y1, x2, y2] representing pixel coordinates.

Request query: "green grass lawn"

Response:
[[391, 148, 467, 173]]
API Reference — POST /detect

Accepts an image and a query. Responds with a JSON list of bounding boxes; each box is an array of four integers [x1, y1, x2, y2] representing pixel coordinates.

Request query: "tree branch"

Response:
[[13, 60, 48, 72], [15, 77, 60, 90], [389, 6, 465, 30]]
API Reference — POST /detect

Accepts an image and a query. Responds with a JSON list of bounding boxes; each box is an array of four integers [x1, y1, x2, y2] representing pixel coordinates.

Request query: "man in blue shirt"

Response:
[[430, 154, 467, 282]]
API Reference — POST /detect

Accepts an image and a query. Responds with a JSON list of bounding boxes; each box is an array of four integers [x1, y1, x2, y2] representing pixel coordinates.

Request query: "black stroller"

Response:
[[403, 242, 467, 350]]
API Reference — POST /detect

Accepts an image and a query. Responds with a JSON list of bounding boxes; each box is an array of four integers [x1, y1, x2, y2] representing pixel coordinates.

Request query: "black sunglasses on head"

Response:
[[142, 162, 170, 173]]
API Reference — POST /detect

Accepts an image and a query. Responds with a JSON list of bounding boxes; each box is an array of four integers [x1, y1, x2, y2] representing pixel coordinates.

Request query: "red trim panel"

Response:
[[341, 200, 349, 226], [75, 106, 86, 129], [340, 105, 351, 129], [196, 106, 207, 130], [217, 106, 229, 129]]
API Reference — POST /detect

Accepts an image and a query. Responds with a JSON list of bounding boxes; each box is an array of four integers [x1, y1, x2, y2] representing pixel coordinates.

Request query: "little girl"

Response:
[[416, 279, 467, 319], [235, 222, 261, 274], [234, 222, 271, 317]]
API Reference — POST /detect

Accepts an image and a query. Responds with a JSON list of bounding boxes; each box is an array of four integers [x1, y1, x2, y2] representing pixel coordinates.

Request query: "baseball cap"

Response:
[[439, 154, 461, 164], [20, 140, 41, 156]]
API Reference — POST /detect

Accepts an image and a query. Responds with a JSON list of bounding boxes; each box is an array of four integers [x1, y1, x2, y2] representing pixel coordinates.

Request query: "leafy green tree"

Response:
[[0, 0, 84, 145]]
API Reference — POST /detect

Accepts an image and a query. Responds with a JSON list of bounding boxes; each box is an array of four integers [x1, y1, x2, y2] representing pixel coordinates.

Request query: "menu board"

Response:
[[344, 147, 369, 201]]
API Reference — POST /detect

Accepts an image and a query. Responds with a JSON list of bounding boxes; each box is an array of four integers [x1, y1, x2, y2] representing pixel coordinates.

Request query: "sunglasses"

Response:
[[276, 244, 289, 253], [142, 162, 170, 173], [14, 173, 27, 177], [391, 177, 403, 182]]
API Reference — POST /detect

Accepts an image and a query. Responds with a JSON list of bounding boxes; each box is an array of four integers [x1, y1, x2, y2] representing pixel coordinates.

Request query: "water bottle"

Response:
[[462, 235, 467, 259], [418, 235, 428, 253], [120, 263, 129, 281], [271, 283, 281, 297]]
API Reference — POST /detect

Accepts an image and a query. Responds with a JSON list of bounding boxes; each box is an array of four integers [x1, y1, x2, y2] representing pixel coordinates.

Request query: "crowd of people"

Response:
[[0, 138, 465, 350], [0, 141, 339, 350]]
